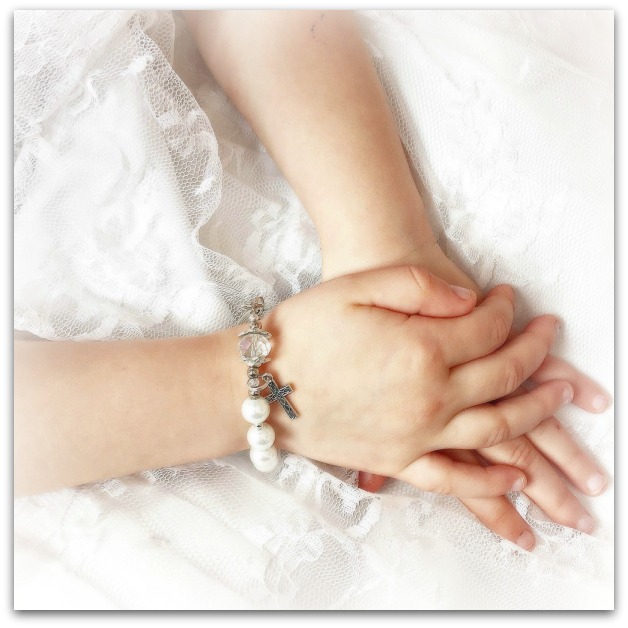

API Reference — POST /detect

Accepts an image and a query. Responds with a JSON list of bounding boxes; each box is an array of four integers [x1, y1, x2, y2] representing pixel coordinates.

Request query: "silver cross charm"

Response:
[[262, 373, 298, 420]]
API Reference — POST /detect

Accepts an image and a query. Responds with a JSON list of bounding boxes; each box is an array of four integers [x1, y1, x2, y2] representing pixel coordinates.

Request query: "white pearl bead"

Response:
[[250, 446, 279, 472], [247, 423, 275, 451], [241, 397, 270, 425]]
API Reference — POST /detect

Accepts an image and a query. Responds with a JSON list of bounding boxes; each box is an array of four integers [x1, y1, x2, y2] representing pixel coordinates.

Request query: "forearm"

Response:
[[14, 329, 248, 496], [184, 10, 435, 277]]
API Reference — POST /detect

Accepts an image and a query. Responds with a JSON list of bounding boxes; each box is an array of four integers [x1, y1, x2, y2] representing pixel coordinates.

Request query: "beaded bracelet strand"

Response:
[[238, 297, 297, 472]]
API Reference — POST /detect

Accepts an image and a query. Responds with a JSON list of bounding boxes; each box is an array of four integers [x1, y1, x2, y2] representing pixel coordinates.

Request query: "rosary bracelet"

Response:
[[238, 297, 297, 472]]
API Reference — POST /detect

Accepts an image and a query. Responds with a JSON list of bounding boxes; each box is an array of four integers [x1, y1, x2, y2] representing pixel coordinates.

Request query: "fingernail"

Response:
[[511, 477, 525, 492], [592, 394, 608, 412], [450, 285, 471, 299], [360, 472, 374, 487], [555, 321, 560, 337], [516, 530, 535, 551], [562, 385, 574, 405], [586, 473, 607, 495], [576, 514, 595, 533]]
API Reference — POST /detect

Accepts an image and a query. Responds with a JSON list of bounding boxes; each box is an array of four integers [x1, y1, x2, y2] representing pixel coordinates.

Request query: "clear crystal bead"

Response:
[[239, 334, 271, 365]]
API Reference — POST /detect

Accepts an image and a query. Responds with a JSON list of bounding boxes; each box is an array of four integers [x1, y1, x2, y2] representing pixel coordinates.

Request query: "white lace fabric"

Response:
[[14, 10, 613, 609]]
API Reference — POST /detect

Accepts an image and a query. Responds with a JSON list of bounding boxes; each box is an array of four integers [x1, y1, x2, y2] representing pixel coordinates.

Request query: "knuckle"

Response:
[[409, 265, 433, 293], [436, 481, 453, 496], [490, 309, 511, 347], [417, 338, 444, 371], [416, 454, 454, 495], [502, 358, 525, 395], [415, 394, 446, 425], [552, 483, 573, 512], [507, 439, 538, 470], [483, 414, 511, 448], [531, 416, 559, 438], [426, 475, 453, 496]]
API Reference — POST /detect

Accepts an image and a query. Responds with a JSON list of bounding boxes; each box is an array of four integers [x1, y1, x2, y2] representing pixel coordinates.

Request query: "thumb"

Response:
[[342, 264, 477, 317]]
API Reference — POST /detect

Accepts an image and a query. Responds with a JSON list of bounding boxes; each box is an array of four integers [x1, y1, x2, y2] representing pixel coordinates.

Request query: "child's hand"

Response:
[[362, 428, 605, 550], [351, 242, 609, 548], [259, 264, 569, 498], [184, 9, 607, 546]]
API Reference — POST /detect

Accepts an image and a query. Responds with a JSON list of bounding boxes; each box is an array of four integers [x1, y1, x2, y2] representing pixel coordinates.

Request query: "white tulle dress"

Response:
[[14, 10, 613, 609]]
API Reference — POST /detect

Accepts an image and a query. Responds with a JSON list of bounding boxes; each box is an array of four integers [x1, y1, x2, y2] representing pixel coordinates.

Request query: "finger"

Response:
[[450, 314, 558, 407], [531, 354, 611, 414], [448, 449, 536, 550], [395, 451, 527, 498], [341, 264, 477, 316], [469, 383, 609, 494], [527, 416, 609, 496], [461, 496, 536, 551], [479, 436, 596, 533], [424, 284, 515, 366], [358, 471, 387, 493], [440, 380, 574, 450]]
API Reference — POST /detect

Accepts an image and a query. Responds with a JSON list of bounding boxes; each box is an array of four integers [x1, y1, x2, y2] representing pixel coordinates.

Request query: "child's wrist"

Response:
[[319, 226, 438, 281], [195, 328, 250, 457]]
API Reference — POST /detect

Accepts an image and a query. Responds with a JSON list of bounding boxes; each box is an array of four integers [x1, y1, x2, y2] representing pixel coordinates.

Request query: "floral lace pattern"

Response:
[[14, 10, 613, 609]]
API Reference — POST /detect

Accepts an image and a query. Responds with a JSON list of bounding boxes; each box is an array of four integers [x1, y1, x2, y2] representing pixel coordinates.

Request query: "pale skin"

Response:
[[13, 10, 609, 555], [182, 10, 610, 547], [16, 267, 566, 500]]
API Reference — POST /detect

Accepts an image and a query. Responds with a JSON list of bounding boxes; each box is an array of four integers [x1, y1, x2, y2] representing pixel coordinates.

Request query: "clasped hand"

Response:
[[263, 265, 570, 501]]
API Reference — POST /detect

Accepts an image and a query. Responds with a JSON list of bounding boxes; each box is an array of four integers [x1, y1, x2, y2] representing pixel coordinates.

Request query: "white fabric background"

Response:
[[14, 10, 613, 609]]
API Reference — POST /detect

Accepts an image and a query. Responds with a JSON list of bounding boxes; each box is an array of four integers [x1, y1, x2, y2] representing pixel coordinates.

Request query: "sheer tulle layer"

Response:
[[14, 10, 613, 609]]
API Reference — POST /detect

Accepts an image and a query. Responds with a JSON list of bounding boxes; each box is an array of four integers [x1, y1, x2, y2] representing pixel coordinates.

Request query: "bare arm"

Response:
[[14, 330, 247, 496], [181, 10, 608, 547], [15, 268, 556, 505], [183, 9, 437, 280]]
